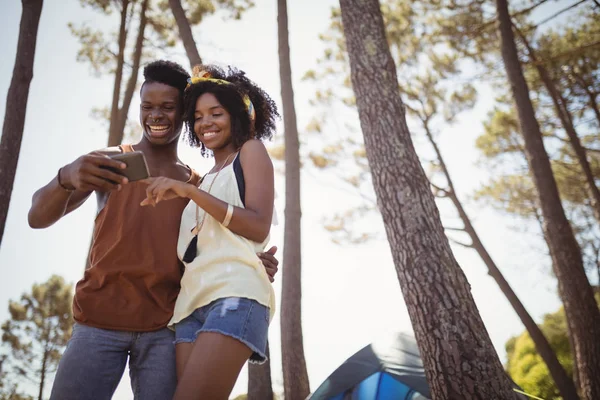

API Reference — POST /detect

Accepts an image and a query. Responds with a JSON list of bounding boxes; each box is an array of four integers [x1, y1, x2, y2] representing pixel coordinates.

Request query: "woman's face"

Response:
[[193, 92, 232, 151]]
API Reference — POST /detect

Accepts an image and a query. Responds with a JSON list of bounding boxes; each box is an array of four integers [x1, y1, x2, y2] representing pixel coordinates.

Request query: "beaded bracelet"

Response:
[[57, 167, 75, 192]]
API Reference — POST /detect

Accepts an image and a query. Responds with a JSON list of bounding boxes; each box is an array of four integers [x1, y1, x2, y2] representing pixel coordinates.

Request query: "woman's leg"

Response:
[[175, 342, 194, 380], [173, 298, 270, 399], [172, 331, 252, 400], [173, 310, 205, 380]]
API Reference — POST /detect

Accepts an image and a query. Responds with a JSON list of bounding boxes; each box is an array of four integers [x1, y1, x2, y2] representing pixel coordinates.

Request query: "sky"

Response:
[[0, 0, 584, 398]]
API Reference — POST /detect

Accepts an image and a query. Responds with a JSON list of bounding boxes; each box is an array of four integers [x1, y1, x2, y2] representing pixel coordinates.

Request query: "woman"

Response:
[[141, 64, 278, 399]]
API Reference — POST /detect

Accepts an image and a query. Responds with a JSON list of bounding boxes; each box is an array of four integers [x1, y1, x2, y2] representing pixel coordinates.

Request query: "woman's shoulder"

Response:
[[240, 138, 268, 154], [239, 140, 272, 176], [239, 139, 270, 163]]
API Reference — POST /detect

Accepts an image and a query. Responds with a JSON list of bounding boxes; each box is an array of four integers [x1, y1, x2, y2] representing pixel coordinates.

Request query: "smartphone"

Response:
[[104, 151, 150, 182]]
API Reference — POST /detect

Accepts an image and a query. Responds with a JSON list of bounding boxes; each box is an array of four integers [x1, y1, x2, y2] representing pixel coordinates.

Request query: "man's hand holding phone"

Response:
[[60, 152, 129, 192], [60, 151, 150, 192]]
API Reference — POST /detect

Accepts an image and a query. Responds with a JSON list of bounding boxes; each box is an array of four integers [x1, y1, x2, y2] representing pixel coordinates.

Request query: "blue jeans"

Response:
[[50, 322, 176, 400]]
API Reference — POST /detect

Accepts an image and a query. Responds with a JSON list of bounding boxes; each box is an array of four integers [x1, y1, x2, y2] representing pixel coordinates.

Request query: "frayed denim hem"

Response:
[[196, 328, 267, 364], [173, 337, 196, 345]]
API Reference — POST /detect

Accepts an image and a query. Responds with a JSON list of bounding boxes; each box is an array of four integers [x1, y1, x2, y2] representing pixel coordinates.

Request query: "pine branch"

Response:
[[525, 0, 588, 31], [430, 181, 451, 197], [448, 237, 474, 248], [444, 226, 467, 232]]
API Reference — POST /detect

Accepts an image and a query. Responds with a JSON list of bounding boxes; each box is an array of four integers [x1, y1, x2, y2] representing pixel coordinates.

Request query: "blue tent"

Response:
[[308, 332, 528, 400]]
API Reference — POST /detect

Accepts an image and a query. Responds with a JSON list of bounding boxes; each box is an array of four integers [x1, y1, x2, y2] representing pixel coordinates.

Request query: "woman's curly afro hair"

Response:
[[183, 64, 279, 157]]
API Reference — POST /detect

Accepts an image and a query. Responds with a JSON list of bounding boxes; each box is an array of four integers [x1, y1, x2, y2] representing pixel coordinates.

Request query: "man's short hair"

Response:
[[142, 60, 190, 95]]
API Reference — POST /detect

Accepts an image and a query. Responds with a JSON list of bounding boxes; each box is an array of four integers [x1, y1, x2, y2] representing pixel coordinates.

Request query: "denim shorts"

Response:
[[174, 297, 270, 364]]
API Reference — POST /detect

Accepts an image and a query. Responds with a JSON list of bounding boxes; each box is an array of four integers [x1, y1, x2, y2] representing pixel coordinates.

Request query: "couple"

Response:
[[28, 60, 279, 399]]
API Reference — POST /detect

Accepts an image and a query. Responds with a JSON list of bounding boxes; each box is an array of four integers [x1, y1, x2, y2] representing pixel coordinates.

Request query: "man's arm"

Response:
[[258, 245, 279, 282], [28, 151, 128, 229]]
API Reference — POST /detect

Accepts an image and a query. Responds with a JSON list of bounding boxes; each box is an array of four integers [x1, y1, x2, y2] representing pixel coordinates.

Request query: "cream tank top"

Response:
[[169, 154, 276, 327]]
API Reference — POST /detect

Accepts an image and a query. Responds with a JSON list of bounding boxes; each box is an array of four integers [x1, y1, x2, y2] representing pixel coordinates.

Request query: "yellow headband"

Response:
[[186, 72, 256, 122]]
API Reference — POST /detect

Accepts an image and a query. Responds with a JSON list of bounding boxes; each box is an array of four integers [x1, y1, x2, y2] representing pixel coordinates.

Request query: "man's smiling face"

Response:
[[139, 81, 183, 145]]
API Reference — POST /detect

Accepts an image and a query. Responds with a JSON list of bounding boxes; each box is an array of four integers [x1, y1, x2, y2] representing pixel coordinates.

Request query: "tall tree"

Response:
[[277, 0, 310, 398], [429, 137, 579, 400], [495, 0, 600, 397], [111, 0, 148, 146], [0, 0, 44, 246], [409, 80, 579, 398], [338, 0, 519, 398], [247, 342, 273, 400], [305, 4, 584, 396], [1, 275, 73, 400], [474, 104, 600, 283], [168, 0, 202, 68], [512, 23, 600, 224], [69, 0, 150, 146]]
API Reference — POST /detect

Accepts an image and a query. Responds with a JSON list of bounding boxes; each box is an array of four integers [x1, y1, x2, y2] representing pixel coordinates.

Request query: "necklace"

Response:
[[182, 152, 236, 263]]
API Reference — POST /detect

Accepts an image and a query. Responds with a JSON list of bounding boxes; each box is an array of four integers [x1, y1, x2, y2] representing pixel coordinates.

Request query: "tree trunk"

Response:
[[338, 1, 519, 398], [248, 342, 274, 400], [565, 317, 581, 395], [496, 0, 600, 398], [107, 0, 129, 147], [554, 89, 600, 222], [112, 0, 148, 146], [424, 121, 579, 400], [0, 0, 43, 246], [514, 26, 600, 223], [168, 0, 202, 68], [38, 344, 48, 400], [584, 89, 600, 128], [277, 0, 310, 399]]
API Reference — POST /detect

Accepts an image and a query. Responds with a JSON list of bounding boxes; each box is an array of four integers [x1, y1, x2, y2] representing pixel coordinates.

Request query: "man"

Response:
[[28, 60, 279, 399]]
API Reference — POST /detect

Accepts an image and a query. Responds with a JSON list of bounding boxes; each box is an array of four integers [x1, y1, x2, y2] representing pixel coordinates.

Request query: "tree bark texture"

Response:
[[496, 0, 600, 398], [338, 1, 520, 398], [248, 342, 274, 400], [38, 342, 47, 400], [0, 0, 44, 246], [169, 0, 202, 69], [277, 0, 310, 399], [424, 124, 579, 400]]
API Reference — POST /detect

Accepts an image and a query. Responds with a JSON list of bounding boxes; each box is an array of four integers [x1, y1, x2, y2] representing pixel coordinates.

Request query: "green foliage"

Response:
[[475, 105, 600, 279], [67, 23, 114, 75], [71, 0, 254, 73], [506, 292, 600, 399], [0, 276, 73, 400], [0, 355, 33, 400], [471, 5, 600, 281]]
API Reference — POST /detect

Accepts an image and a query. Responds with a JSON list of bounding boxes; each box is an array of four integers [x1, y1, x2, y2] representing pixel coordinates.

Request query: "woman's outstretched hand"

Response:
[[140, 177, 194, 206]]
